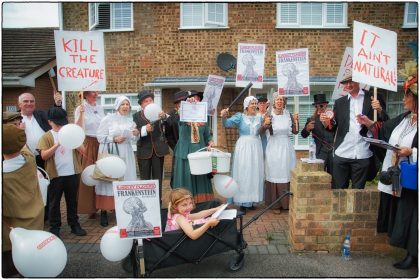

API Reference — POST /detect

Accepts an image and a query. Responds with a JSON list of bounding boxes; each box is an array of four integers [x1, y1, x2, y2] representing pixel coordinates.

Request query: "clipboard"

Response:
[[363, 137, 400, 151]]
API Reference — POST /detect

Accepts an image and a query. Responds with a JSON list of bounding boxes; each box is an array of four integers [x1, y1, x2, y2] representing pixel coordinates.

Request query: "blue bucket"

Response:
[[400, 161, 418, 190]]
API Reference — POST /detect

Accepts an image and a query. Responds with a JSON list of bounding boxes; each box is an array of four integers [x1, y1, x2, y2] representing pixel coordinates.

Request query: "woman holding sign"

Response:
[[74, 91, 105, 219], [221, 96, 264, 213], [172, 91, 215, 203], [357, 61, 418, 269], [260, 93, 299, 213]]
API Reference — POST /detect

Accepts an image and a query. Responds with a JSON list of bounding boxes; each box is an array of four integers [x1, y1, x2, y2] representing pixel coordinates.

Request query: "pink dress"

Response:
[[165, 212, 209, 232]]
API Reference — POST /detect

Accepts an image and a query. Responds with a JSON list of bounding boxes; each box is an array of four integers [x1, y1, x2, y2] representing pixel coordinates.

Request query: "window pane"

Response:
[[280, 3, 298, 24], [301, 3, 322, 26], [326, 3, 344, 24], [207, 3, 224, 24], [97, 3, 111, 30], [182, 3, 202, 27], [112, 3, 131, 29]]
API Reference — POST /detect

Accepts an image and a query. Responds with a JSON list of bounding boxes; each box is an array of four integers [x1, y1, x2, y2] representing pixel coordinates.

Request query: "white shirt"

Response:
[[51, 130, 75, 176], [21, 114, 46, 156], [3, 154, 26, 173], [74, 101, 105, 137], [335, 90, 372, 159]]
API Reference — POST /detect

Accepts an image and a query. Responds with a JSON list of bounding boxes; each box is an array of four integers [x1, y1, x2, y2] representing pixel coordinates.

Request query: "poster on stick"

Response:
[[203, 75, 225, 116], [54, 30, 106, 91], [352, 21, 397, 92], [276, 48, 310, 96], [236, 43, 265, 89], [332, 47, 370, 100], [113, 180, 162, 239]]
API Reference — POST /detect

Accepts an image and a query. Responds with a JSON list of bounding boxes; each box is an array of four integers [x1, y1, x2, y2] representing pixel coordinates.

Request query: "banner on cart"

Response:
[[54, 30, 106, 91], [113, 180, 162, 239], [352, 21, 397, 92]]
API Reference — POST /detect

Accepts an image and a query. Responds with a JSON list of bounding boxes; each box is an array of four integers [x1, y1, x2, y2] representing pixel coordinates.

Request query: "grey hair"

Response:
[[18, 92, 35, 103]]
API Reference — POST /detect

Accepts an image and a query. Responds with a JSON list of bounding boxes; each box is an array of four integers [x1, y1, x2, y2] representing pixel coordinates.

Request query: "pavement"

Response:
[[47, 179, 418, 278]]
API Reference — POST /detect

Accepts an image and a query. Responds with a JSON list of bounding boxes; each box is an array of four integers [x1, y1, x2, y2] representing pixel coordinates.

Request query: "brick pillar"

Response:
[[289, 160, 393, 253]]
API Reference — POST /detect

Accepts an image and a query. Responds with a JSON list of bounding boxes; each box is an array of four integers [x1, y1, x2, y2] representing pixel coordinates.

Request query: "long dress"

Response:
[[95, 112, 139, 210], [371, 112, 418, 257], [264, 110, 296, 210], [223, 112, 264, 207], [74, 100, 105, 214], [172, 122, 214, 203]]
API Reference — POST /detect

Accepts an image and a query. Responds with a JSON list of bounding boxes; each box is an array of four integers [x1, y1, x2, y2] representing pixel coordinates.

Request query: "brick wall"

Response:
[[289, 161, 392, 253], [2, 73, 57, 112]]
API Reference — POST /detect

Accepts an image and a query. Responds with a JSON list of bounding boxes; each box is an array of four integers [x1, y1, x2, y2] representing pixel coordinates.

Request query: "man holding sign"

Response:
[[320, 73, 388, 189]]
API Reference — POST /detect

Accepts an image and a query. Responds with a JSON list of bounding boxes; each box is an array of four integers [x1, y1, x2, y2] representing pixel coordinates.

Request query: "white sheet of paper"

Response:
[[180, 101, 208, 123], [211, 203, 229, 219], [217, 209, 237, 220]]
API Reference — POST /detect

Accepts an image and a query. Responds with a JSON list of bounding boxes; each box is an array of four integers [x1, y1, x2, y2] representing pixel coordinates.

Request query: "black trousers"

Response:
[[48, 174, 80, 229], [138, 154, 164, 203], [332, 155, 370, 189]]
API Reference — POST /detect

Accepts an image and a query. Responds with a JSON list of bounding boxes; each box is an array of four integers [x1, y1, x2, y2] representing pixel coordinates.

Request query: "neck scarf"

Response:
[[191, 122, 200, 143]]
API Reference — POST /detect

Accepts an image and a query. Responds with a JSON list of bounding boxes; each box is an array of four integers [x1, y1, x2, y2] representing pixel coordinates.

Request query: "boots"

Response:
[[100, 210, 109, 227]]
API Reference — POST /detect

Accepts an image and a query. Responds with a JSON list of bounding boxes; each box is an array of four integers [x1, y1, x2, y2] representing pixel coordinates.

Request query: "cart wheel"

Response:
[[228, 256, 244, 272]]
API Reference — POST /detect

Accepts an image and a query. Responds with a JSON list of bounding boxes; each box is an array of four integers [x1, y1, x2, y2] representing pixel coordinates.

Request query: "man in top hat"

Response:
[[301, 93, 335, 180], [133, 90, 170, 203], [320, 73, 388, 189]]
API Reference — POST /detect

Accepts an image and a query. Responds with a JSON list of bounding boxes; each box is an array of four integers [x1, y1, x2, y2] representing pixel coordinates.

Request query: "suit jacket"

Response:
[[33, 110, 52, 132], [301, 115, 334, 156], [133, 111, 170, 159], [165, 109, 180, 151], [330, 90, 389, 150]]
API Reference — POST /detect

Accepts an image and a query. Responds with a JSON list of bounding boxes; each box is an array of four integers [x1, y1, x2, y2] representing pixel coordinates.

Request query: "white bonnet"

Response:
[[243, 96, 257, 110], [114, 95, 131, 110]]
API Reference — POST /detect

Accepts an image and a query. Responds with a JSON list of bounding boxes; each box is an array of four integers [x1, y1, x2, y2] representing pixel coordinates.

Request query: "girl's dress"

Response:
[[223, 112, 264, 207], [172, 122, 214, 203], [95, 112, 139, 210], [165, 213, 209, 232], [264, 110, 296, 209]]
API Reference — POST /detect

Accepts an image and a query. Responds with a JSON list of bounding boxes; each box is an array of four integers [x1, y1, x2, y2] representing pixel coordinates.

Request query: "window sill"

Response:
[[402, 24, 418, 29], [275, 26, 350, 29], [90, 28, 134, 33], [179, 26, 229, 30]]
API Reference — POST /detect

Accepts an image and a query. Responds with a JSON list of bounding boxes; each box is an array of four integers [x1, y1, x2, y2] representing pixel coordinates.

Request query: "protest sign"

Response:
[[54, 30, 106, 91], [113, 180, 162, 239], [236, 43, 265, 89], [332, 47, 370, 100], [276, 48, 310, 96], [352, 21, 397, 92], [203, 75, 225, 116]]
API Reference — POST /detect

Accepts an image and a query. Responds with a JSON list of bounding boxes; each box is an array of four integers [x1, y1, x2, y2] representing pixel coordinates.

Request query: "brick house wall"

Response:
[[2, 73, 57, 112]]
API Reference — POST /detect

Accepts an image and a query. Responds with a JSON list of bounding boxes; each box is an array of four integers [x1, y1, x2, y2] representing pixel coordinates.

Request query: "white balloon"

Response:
[[144, 103, 161, 122], [58, 124, 85, 149], [100, 226, 133, 262], [96, 156, 126, 179], [10, 227, 67, 277], [36, 168, 49, 206], [81, 164, 99, 186], [213, 175, 239, 198]]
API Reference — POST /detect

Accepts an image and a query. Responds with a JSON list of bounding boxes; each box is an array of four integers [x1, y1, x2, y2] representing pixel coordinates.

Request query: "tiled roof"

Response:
[[2, 28, 57, 77]]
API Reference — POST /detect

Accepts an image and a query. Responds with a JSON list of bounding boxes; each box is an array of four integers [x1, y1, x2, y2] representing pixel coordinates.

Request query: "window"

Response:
[[89, 3, 133, 31], [277, 3, 347, 28], [403, 2, 418, 28], [180, 3, 228, 29]]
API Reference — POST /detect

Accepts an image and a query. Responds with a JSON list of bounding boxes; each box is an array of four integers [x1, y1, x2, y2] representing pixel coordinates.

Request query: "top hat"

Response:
[[312, 93, 329, 105], [137, 90, 154, 105], [187, 90, 203, 101], [47, 107, 68, 126], [174, 90, 188, 104], [2, 112, 22, 123], [340, 73, 353, 84]]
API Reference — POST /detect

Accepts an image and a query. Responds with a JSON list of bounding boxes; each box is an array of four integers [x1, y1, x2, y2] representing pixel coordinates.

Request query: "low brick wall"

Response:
[[289, 160, 392, 253]]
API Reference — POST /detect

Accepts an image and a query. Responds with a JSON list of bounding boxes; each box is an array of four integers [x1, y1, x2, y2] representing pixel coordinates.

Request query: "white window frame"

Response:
[[88, 3, 134, 32], [89, 3, 99, 30], [180, 3, 228, 29], [403, 2, 418, 28], [276, 2, 348, 29]]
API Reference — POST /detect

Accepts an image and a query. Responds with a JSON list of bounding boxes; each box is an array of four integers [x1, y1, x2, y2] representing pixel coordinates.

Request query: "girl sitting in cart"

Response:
[[165, 188, 223, 240]]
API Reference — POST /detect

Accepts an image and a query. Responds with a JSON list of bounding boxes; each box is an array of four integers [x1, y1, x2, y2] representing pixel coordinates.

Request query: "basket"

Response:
[[211, 149, 231, 173], [400, 161, 418, 190], [187, 148, 213, 175]]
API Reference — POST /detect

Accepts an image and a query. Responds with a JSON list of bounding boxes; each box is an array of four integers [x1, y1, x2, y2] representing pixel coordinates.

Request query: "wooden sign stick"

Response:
[[374, 87, 377, 122]]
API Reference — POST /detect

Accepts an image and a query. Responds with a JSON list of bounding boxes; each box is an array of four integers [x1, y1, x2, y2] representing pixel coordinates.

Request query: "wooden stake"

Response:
[[374, 87, 377, 122]]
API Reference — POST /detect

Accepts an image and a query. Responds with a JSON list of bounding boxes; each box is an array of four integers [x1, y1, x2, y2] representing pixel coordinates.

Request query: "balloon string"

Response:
[[78, 149, 97, 166]]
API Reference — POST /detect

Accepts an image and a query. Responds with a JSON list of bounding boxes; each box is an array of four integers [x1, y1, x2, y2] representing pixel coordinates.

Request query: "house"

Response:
[[2, 28, 58, 112], [61, 2, 418, 153]]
